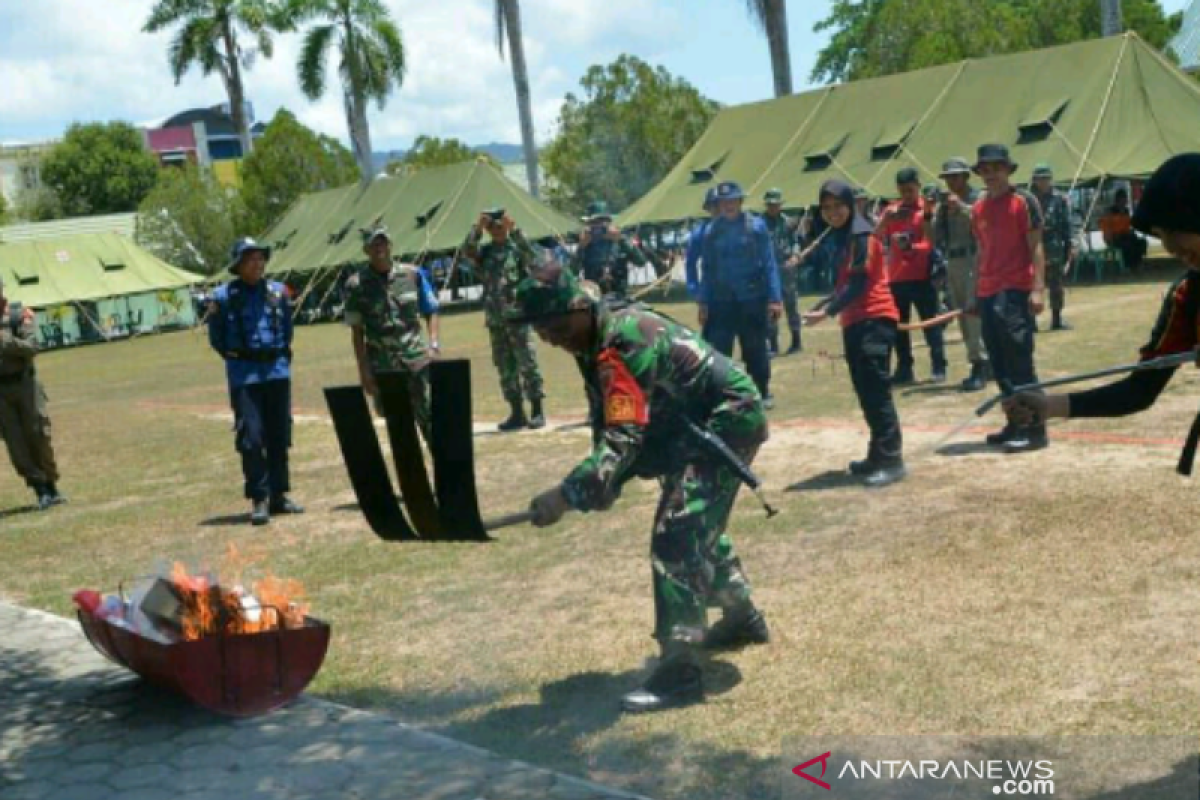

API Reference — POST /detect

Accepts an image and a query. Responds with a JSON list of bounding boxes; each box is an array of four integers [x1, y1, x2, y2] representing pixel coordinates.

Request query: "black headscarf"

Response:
[[819, 180, 874, 259], [1132, 153, 1200, 236]]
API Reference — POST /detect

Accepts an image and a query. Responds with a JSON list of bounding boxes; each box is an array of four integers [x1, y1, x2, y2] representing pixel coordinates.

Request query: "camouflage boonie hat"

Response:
[[939, 157, 972, 178], [361, 224, 392, 244], [763, 188, 784, 205], [1032, 163, 1054, 179], [507, 251, 596, 325]]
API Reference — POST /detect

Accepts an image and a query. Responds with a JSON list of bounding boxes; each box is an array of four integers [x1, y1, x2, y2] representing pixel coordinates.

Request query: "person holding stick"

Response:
[[803, 180, 906, 487], [1004, 154, 1200, 469]]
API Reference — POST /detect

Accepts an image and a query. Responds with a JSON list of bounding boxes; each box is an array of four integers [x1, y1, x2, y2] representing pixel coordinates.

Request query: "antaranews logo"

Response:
[[792, 752, 832, 790]]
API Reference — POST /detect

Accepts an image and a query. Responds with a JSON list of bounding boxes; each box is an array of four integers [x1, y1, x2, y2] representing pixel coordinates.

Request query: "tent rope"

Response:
[[1068, 33, 1129, 194], [745, 87, 835, 198], [864, 60, 968, 193]]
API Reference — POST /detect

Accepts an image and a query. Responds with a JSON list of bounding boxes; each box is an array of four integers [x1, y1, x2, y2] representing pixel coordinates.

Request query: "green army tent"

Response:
[[618, 33, 1200, 225], [261, 158, 578, 277], [0, 232, 201, 346]]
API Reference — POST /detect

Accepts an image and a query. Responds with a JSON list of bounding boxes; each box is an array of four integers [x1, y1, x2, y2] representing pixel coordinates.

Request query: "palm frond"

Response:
[[144, 0, 211, 33], [168, 16, 222, 82], [494, 0, 508, 56], [743, 0, 769, 33], [298, 23, 336, 99], [373, 18, 406, 86]]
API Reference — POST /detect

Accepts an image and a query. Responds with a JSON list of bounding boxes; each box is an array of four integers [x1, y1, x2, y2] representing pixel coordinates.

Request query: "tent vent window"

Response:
[[102, 260, 126, 272], [274, 229, 299, 251], [14, 267, 37, 286], [804, 134, 848, 172], [1018, 99, 1069, 144], [689, 152, 729, 184], [417, 201, 444, 228], [871, 122, 915, 162], [328, 221, 353, 245]]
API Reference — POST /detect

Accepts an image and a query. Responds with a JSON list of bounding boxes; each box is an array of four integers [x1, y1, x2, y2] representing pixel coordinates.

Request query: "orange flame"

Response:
[[168, 552, 308, 640]]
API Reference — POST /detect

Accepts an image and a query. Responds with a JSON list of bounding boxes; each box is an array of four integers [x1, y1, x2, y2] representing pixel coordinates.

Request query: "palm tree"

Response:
[[292, 0, 406, 184], [493, 0, 540, 198], [143, 0, 284, 158], [745, 0, 794, 97]]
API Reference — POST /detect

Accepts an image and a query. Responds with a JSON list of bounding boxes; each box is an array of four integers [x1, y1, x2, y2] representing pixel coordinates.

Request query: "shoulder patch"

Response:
[[597, 347, 648, 427]]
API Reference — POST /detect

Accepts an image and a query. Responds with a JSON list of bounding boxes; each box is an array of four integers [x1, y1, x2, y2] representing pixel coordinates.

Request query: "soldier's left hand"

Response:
[[1029, 289, 1045, 315], [767, 302, 783, 322], [530, 486, 571, 528]]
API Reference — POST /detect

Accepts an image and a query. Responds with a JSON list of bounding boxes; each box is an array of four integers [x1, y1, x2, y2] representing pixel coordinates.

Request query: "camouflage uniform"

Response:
[[510, 264, 767, 647], [464, 227, 544, 404], [343, 262, 436, 440], [0, 297, 62, 506], [571, 233, 647, 298], [1032, 174, 1075, 323], [762, 204, 801, 352]]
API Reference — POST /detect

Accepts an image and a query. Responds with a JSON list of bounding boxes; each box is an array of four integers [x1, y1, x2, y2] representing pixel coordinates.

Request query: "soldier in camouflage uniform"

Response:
[[762, 188, 803, 356], [463, 209, 546, 431], [0, 276, 64, 510], [1031, 163, 1076, 330], [344, 226, 440, 442], [512, 253, 770, 714], [571, 200, 647, 298]]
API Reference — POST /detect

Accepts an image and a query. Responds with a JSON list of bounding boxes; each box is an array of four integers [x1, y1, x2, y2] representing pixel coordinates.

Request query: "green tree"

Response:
[[492, 0, 540, 197], [811, 0, 1182, 84], [12, 186, 64, 223], [542, 55, 719, 216], [745, 0, 794, 97], [143, 0, 287, 157], [290, 0, 406, 183], [39, 122, 160, 218], [136, 165, 245, 276], [386, 136, 499, 175], [238, 108, 360, 233]]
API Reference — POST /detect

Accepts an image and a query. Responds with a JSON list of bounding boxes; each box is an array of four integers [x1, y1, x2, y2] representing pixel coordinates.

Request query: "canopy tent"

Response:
[[0, 232, 202, 346], [618, 33, 1200, 226], [261, 158, 579, 277]]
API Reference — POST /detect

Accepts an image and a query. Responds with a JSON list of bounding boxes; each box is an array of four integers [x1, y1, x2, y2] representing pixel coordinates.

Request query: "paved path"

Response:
[[0, 602, 651, 800]]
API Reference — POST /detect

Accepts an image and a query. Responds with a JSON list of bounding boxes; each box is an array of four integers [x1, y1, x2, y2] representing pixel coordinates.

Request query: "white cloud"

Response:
[[0, 0, 682, 151]]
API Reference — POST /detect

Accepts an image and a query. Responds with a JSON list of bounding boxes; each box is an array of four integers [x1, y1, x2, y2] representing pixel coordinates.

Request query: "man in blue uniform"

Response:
[[208, 238, 303, 526], [685, 187, 719, 299], [696, 181, 783, 408]]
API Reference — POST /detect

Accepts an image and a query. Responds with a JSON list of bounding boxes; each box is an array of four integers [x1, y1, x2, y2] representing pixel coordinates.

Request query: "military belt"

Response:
[[947, 246, 977, 259], [228, 348, 290, 363]]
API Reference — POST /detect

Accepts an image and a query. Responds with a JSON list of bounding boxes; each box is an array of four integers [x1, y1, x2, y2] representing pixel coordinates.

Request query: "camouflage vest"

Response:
[[346, 264, 429, 373], [478, 238, 530, 326]]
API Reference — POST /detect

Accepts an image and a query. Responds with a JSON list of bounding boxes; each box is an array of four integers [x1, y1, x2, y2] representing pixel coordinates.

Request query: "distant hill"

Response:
[[371, 142, 524, 173]]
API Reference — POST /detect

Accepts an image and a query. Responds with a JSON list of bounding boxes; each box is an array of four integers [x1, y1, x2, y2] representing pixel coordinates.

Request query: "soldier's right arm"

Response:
[[462, 225, 484, 265], [510, 228, 536, 271], [206, 290, 226, 356]]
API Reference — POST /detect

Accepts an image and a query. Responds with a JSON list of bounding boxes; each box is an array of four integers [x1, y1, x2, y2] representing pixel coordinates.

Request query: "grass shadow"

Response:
[[331, 502, 361, 513], [198, 512, 252, 527], [0, 504, 41, 522], [935, 442, 997, 457], [901, 382, 963, 398], [786, 470, 861, 493]]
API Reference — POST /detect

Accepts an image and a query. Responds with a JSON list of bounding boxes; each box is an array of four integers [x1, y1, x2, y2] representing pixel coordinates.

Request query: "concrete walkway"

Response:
[[0, 602, 651, 800]]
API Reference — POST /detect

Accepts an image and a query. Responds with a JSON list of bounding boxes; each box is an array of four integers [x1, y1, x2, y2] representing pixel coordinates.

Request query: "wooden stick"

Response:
[[898, 309, 961, 332]]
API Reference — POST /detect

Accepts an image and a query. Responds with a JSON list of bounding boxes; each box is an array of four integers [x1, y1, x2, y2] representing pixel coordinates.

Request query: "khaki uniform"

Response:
[[0, 306, 59, 489], [932, 189, 987, 365]]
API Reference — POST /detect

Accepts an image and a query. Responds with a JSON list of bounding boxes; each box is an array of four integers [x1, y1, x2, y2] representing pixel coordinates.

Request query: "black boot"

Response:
[[1051, 312, 1071, 331], [621, 644, 704, 713], [251, 499, 270, 526], [786, 330, 802, 355], [703, 605, 770, 651], [1004, 425, 1049, 453], [497, 400, 528, 432], [986, 423, 1017, 447], [269, 495, 305, 515], [528, 398, 546, 430], [45, 483, 67, 505], [891, 366, 915, 386], [960, 361, 986, 393], [33, 484, 54, 511], [849, 457, 875, 476], [863, 458, 907, 488]]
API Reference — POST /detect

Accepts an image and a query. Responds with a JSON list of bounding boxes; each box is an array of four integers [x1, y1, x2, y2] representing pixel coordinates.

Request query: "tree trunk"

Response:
[[345, 90, 374, 185], [766, 0, 793, 97], [503, 0, 540, 198], [1101, 0, 1123, 37], [221, 22, 254, 157]]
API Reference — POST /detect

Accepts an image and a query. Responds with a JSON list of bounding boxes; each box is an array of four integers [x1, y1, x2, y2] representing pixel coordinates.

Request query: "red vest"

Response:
[[837, 235, 899, 327]]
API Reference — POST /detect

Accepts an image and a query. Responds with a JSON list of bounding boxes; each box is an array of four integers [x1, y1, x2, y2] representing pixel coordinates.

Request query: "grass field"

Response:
[[3, 268, 1198, 799]]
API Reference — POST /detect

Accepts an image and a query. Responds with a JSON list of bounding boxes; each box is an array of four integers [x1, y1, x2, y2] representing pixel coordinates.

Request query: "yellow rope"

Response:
[[1067, 34, 1129, 193], [745, 88, 835, 198]]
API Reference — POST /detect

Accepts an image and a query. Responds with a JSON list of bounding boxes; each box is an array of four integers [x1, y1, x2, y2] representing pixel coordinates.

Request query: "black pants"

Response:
[[231, 378, 292, 501], [978, 290, 1039, 396], [843, 319, 903, 462], [1112, 232, 1147, 270], [890, 280, 947, 374], [706, 298, 771, 396]]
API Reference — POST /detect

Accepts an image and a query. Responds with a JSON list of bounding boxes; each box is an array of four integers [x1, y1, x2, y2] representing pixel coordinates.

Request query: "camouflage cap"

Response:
[[763, 188, 784, 205], [584, 200, 612, 221], [939, 157, 972, 178], [361, 224, 392, 244], [506, 250, 596, 325], [1032, 163, 1054, 179]]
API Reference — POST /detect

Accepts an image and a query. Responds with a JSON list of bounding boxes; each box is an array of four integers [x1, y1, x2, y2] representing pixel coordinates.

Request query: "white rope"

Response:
[[1067, 34, 1129, 194], [745, 87, 835, 198]]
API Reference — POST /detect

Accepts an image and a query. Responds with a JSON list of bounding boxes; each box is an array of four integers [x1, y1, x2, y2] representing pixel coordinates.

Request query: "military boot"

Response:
[[251, 499, 270, 526], [767, 332, 779, 359], [528, 398, 546, 430], [1051, 312, 1072, 331], [891, 365, 915, 386], [621, 642, 704, 714], [986, 423, 1017, 447], [703, 604, 770, 651], [849, 458, 875, 476], [45, 483, 67, 505], [786, 330, 802, 355], [1003, 425, 1049, 454], [497, 400, 528, 432], [270, 495, 305, 515], [863, 458, 907, 488], [33, 484, 54, 511], [960, 361, 987, 393]]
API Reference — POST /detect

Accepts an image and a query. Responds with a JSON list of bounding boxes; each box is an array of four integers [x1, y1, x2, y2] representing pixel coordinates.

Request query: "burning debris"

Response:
[[73, 546, 330, 718]]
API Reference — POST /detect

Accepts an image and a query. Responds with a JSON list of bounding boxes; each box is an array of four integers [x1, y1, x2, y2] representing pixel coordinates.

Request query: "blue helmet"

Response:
[[226, 237, 272, 275], [714, 181, 745, 202]]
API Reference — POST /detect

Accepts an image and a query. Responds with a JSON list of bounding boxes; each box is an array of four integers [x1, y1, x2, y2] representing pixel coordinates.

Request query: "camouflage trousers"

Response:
[[0, 371, 59, 487], [1045, 256, 1068, 313], [768, 266, 802, 337], [371, 365, 431, 445], [651, 402, 767, 645], [487, 324, 544, 403]]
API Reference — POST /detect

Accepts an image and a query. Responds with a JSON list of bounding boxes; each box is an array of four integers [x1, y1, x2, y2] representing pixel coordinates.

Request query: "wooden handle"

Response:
[[483, 510, 536, 531]]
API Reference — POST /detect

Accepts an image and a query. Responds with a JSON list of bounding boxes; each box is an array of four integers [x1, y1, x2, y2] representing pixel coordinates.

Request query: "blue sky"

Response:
[[0, 0, 1191, 151]]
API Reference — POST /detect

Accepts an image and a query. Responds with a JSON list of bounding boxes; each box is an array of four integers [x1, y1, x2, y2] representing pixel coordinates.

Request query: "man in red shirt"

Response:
[[970, 144, 1047, 452], [876, 168, 947, 385]]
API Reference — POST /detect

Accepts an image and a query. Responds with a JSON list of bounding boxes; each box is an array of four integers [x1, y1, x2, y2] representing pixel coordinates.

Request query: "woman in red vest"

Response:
[[804, 180, 906, 487]]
